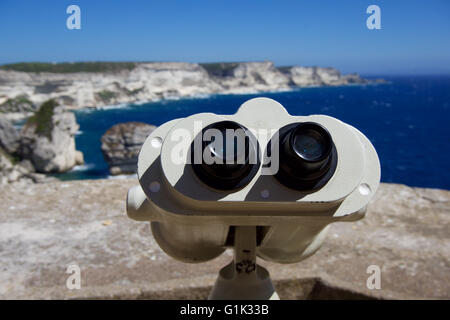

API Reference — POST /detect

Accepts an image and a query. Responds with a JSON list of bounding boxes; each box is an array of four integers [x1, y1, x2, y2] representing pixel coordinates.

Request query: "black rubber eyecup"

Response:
[[273, 122, 337, 191], [190, 121, 260, 191]]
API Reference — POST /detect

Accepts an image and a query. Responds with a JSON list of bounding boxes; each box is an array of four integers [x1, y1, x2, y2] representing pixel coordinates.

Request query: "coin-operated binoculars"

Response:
[[126, 97, 380, 299]]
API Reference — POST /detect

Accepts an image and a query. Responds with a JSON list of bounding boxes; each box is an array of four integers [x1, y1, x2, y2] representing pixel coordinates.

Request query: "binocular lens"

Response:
[[294, 134, 323, 160], [291, 124, 330, 162], [275, 122, 336, 191], [206, 128, 246, 166], [191, 121, 260, 190]]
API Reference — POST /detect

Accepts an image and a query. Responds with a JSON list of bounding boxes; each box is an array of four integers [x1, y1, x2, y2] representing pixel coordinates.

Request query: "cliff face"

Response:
[[0, 61, 373, 114], [0, 100, 84, 179], [20, 104, 84, 172]]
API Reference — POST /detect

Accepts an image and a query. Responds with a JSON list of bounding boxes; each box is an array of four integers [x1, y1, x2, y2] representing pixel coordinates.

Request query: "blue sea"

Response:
[[59, 76, 450, 190]]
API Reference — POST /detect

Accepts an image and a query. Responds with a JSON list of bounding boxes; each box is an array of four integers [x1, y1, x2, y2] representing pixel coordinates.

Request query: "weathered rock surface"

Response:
[[0, 181, 447, 299], [210, 61, 291, 93], [0, 116, 20, 154], [0, 62, 379, 114], [0, 116, 58, 184], [281, 66, 367, 87], [101, 122, 156, 175], [0, 151, 54, 185], [19, 101, 84, 173]]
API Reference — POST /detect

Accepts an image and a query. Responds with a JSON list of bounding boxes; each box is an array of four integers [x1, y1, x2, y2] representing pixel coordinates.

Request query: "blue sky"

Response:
[[0, 0, 449, 75]]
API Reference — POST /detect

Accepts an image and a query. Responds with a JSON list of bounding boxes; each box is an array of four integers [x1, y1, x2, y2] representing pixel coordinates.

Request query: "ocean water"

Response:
[[58, 76, 450, 190]]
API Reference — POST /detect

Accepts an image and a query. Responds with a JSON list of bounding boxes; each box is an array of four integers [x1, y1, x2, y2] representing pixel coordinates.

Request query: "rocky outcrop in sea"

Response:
[[0, 100, 84, 184], [19, 100, 84, 173], [101, 122, 156, 175], [0, 61, 382, 118]]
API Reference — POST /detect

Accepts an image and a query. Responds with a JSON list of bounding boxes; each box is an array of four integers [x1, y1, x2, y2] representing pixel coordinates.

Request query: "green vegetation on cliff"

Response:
[[97, 90, 117, 102], [25, 99, 57, 140], [0, 95, 34, 113], [0, 62, 137, 73]]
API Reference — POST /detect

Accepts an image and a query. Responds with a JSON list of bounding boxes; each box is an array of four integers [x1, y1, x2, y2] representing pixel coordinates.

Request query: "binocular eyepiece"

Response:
[[191, 120, 336, 192], [191, 121, 261, 191], [275, 122, 336, 191]]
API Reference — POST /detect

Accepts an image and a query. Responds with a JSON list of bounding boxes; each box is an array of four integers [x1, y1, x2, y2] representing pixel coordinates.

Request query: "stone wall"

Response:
[[0, 180, 447, 299]]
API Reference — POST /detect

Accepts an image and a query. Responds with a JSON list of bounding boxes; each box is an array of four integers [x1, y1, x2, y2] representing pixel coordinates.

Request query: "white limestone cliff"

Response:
[[0, 62, 376, 116]]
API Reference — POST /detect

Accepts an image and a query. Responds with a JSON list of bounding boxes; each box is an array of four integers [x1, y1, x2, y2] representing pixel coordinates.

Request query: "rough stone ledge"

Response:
[[0, 180, 448, 299]]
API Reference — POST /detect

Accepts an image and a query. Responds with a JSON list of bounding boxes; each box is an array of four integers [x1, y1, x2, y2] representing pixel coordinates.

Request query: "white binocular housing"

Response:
[[127, 97, 380, 264]]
